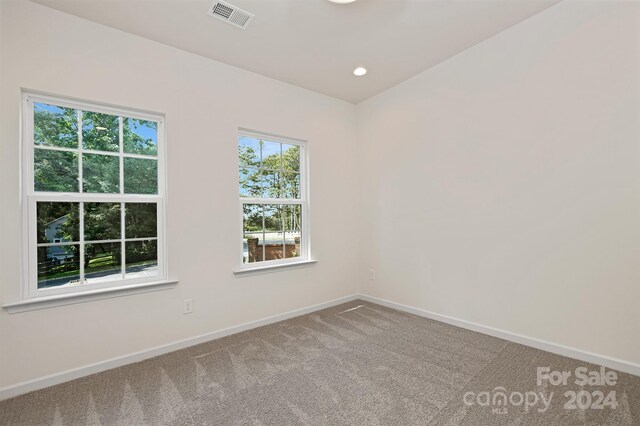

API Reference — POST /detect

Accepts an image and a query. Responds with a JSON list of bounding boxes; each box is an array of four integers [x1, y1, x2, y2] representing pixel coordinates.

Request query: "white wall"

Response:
[[2, 0, 639, 393], [0, 0, 358, 389], [357, 1, 640, 365]]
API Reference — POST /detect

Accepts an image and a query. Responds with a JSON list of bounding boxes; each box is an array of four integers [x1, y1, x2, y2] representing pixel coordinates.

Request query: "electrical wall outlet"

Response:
[[369, 269, 376, 281], [183, 299, 193, 314]]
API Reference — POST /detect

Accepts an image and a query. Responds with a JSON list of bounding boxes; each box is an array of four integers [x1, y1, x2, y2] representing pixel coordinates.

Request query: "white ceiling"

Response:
[[31, 0, 560, 104]]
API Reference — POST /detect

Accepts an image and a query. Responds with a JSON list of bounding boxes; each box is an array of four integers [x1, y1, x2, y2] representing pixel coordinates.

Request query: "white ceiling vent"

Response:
[[208, 1, 254, 30]]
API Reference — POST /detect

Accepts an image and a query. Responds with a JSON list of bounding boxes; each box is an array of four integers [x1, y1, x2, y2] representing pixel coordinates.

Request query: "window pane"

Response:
[[37, 245, 80, 289], [243, 204, 263, 233], [244, 233, 264, 263], [262, 169, 281, 198], [125, 240, 158, 278], [283, 205, 301, 231], [82, 153, 119, 193], [84, 202, 121, 241], [34, 103, 78, 148], [82, 111, 119, 152], [285, 227, 302, 259], [125, 203, 157, 239], [264, 205, 283, 232], [261, 140, 281, 169], [284, 205, 302, 259], [281, 172, 300, 199], [239, 167, 262, 197], [85, 243, 122, 284], [282, 144, 300, 172], [123, 118, 157, 155], [124, 158, 158, 194], [238, 136, 260, 168], [285, 231, 301, 259], [264, 205, 284, 260], [243, 204, 263, 263], [238, 134, 305, 266], [34, 149, 79, 192], [37, 202, 80, 243]]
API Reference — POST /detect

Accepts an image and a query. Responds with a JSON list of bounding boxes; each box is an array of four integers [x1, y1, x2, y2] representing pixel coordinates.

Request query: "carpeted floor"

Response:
[[1, 300, 639, 425]]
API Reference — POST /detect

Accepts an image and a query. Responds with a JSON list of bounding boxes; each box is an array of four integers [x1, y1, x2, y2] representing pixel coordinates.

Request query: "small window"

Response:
[[23, 93, 166, 298], [238, 130, 308, 267]]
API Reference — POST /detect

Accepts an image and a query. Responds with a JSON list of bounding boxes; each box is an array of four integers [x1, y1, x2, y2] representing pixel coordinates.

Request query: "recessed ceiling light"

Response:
[[328, 0, 358, 3], [353, 67, 367, 77]]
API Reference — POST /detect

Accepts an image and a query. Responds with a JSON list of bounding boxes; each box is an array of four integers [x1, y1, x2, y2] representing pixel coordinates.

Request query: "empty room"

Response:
[[0, 0, 639, 424]]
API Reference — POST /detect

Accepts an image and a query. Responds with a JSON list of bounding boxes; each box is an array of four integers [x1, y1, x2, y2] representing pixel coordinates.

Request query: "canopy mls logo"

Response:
[[463, 366, 619, 415], [463, 387, 553, 414]]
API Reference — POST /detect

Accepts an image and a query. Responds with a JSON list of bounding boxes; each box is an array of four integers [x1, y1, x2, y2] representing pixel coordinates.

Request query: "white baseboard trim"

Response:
[[3, 292, 637, 401], [359, 294, 640, 377], [0, 294, 359, 401]]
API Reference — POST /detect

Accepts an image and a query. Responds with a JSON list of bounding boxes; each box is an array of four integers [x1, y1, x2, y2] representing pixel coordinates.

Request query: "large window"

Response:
[[22, 92, 166, 298], [238, 130, 308, 267]]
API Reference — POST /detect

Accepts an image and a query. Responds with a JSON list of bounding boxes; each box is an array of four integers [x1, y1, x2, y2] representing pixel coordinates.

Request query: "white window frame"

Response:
[[20, 91, 168, 300], [236, 129, 311, 272]]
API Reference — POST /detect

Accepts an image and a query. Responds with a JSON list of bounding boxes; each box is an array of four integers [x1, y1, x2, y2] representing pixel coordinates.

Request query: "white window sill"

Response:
[[234, 260, 317, 277], [2, 280, 178, 314]]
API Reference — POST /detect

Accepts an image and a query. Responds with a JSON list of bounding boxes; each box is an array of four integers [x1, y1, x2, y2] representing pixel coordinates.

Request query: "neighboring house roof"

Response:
[[45, 215, 70, 228], [44, 215, 71, 244]]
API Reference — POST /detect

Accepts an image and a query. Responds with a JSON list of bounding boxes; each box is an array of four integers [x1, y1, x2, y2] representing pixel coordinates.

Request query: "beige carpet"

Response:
[[1, 300, 638, 425]]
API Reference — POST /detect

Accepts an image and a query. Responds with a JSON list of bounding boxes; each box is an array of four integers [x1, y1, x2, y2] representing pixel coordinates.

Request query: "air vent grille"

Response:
[[208, 1, 255, 30], [213, 3, 233, 19]]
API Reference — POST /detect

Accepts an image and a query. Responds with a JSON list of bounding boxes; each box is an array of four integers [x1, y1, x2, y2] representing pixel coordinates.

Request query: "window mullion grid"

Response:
[[280, 144, 285, 256], [119, 116, 124, 195], [300, 144, 307, 260], [32, 147, 157, 160], [259, 139, 265, 262], [122, 152, 157, 160], [122, 236, 158, 243], [32, 147, 158, 160], [43, 238, 124, 247], [37, 240, 82, 248], [82, 149, 118, 157], [261, 205, 266, 262], [238, 198, 301, 205], [30, 193, 160, 203], [32, 145, 77, 154], [121, 204, 125, 280], [119, 116, 126, 280], [77, 110, 85, 285], [78, 110, 83, 194], [281, 205, 286, 259], [79, 200, 85, 285]]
